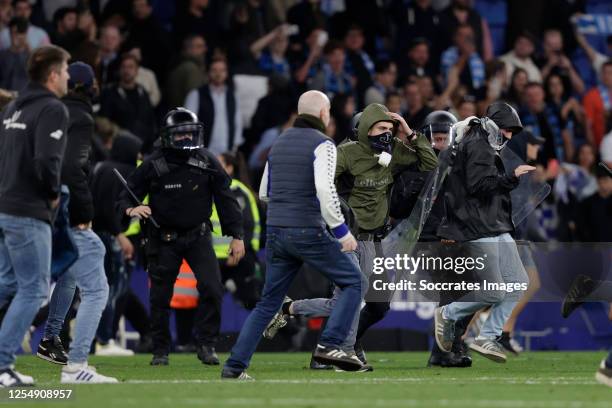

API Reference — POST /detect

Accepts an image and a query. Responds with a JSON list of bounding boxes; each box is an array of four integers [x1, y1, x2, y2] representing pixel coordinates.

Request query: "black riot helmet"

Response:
[[485, 102, 523, 134], [160, 107, 204, 150], [420, 110, 457, 151], [350, 111, 362, 141]]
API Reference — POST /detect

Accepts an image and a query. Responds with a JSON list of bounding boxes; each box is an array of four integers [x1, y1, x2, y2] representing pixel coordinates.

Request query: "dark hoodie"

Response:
[[61, 93, 95, 226], [91, 134, 142, 235], [0, 82, 69, 223], [335, 103, 438, 230]]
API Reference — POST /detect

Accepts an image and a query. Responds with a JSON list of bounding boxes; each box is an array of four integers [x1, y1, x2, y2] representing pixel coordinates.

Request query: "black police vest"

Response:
[[147, 151, 217, 230]]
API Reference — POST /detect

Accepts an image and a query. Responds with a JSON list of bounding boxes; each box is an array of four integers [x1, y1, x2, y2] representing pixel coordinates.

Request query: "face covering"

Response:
[[369, 131, 393, 153], [481, 117, 507, 151]]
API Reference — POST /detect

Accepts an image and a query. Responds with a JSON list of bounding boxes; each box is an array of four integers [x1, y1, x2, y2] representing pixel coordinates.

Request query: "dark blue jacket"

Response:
[[266, 117, 328, 228]]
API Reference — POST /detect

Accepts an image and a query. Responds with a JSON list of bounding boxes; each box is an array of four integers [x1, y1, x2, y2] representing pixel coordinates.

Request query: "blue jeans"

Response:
[[0, 213, 51, 369], [225, 227, 362, 371], [443, 233, 529, 339], [290, 240, 375, 351], [44, 229, 109, 364]]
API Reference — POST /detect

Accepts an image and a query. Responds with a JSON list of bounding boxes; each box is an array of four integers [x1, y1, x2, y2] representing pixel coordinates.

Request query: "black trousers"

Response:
[[220, 250, 261, 310], [148, 231, 222, 355], [175, 308, 196, 346]]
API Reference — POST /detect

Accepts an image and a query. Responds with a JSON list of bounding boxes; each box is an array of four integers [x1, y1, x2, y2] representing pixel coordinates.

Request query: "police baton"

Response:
[[113, 168, 160, 228], [600, 162, 612, 177]]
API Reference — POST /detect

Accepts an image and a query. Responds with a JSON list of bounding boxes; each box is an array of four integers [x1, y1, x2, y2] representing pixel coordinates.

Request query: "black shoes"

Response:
[[427, 350, 472, 368], [562, 275, 595, 318], [309, 357, 334, 370], [197, 345, 220, 365], [354, 341, 368, 365], [221, 367, 254, 380], [312, 344, 364, 372], [428, 340, 472, 368], [263, 296, 292, 339], [36, 336, 68, 365], [150, 354, 169, 366], [497, 332, 522, 356]]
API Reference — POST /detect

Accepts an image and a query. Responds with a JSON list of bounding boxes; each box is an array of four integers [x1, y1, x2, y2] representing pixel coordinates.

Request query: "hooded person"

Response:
[[91, 134, 143, 241], [90, 133, 151, 356], [434, 101, 536, 365], [265, 102, 438, 369]]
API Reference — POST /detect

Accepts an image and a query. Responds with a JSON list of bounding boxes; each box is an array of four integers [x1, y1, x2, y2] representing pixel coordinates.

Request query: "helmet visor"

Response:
[[162, 123, 204, 150], [426, 123, 454, 151]]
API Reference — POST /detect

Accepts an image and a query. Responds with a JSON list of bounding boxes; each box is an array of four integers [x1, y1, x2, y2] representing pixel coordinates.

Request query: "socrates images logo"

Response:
[[2, 110, 26, 130]]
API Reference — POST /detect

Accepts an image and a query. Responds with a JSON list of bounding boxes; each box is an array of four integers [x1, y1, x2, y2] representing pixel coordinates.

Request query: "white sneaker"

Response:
[[95, 339, 134, 356], [0, 366, 34, 387], [61, 362, 118, 384]]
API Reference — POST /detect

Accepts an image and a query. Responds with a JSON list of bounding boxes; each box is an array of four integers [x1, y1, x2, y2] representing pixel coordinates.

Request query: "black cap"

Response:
[[486, 102, 523, 134]]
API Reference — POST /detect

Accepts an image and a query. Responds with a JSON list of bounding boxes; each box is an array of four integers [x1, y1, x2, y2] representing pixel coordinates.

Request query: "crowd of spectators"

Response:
[[0, 0, 610, 243]]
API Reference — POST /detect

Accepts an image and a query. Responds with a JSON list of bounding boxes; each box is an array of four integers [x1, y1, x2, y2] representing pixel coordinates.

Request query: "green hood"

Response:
[[357, 103, 398, 151]]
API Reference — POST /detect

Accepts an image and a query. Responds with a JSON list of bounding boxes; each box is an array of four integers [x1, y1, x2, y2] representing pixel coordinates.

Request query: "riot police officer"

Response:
[[117, 108, 245, 366]]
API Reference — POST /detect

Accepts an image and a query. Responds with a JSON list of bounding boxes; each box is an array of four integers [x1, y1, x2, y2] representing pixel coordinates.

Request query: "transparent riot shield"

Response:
[[499, 147, 551, 226]]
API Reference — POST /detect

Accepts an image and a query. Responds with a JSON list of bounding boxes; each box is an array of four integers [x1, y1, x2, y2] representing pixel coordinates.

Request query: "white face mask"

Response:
[[375, 151, 392, 167], [481, 117, 507, 151]]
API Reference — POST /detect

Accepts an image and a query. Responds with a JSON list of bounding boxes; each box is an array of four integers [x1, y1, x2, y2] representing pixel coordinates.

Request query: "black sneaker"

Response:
[[309, 357, 333, 370], [197, 345, 220, 365], [595, 360, 612, 388], [335, 353, 374, 372], [497, 332, 521, 356], [221, 367, 254, 380], [427, 351, 472, 368], [312, 344, 364, 372], [354, 340, 368, 364], [452, 340, 473, 367], [37, 336, 68, 365], [150, 354, 169, 366], [0, 367, 34, 387], [263, 297, 292, 339], [562, 275, 595, 318]]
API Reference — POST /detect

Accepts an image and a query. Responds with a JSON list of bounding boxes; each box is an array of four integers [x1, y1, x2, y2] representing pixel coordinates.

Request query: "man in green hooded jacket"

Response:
[[267, 103, 438, 370]]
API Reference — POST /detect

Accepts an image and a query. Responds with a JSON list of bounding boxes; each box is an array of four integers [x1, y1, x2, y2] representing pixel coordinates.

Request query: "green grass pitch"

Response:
[[3, 352, 610, 407]]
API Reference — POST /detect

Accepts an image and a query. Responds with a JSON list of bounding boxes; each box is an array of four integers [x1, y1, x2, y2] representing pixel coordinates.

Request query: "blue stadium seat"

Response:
[[586, 0, 612, 15], [474, 0, 507, 56]]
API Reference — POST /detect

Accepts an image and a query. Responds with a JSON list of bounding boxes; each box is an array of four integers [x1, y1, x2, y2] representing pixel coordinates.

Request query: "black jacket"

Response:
[[61, 94, 95, 226], [91, 134, 142, 235], [437, 127, 519, 242], [0, 82, 69, 223], [100, 84, 156, 152], [116, 148, 243, 237]]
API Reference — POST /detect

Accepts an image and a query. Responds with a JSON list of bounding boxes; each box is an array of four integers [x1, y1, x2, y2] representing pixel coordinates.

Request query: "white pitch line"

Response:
[[112, 397, 612, 408], [123, 376, 596, 385]]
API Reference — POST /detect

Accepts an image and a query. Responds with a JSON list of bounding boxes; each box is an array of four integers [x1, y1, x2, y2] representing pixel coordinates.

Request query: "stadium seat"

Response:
[[474, 0, 507, 55]]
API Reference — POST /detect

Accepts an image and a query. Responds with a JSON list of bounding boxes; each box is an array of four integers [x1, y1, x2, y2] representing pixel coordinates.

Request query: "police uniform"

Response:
[[117, 108, 243, 365]]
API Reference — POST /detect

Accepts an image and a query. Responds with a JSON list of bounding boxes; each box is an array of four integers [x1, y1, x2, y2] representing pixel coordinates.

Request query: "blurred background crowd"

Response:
[[0, 0, 610, 352]]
